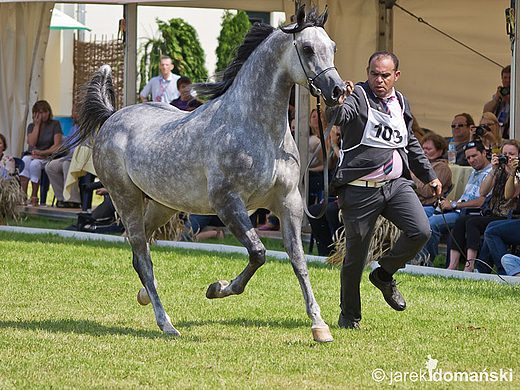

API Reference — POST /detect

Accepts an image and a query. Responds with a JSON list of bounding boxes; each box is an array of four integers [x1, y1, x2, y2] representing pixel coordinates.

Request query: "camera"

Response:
[[500, 86, 510, 96], [497, 155, 509, 165], [475, 124, 490, 136]]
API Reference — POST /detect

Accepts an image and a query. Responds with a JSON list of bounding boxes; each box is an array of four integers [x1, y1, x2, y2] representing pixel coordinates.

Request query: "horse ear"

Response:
[[318, 5, 329, 27], [296, 4, 306, 26]]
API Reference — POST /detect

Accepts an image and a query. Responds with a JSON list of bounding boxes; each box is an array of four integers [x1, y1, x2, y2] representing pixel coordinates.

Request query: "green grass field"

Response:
[[0, 231, 518, 388]]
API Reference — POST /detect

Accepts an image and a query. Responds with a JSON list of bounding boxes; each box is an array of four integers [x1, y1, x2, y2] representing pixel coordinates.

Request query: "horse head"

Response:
[[281, 5, 345, 106]]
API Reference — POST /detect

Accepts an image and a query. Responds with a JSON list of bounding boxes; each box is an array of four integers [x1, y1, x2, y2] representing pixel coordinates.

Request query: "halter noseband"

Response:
[[292, 34, 337, 98]]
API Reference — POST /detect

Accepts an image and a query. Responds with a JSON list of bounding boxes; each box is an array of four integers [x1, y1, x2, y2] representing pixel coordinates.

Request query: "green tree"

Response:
[[215, 10, 251, 73], [139, 18, 208, 91]]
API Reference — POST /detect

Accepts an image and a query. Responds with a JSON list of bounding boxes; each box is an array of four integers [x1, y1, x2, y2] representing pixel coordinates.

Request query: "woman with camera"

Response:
[[447, 139, 520, 272], [470, 112, 502, 160]]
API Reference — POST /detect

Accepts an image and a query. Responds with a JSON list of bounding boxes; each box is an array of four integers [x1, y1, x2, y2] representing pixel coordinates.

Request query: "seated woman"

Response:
[[412, 132, 452, 217], [448, 139, 520, 272], [45, 104, 81, 208], [470, 112, 502, 161], [20, 100, 62, 206], [0, 133, 15, 178]]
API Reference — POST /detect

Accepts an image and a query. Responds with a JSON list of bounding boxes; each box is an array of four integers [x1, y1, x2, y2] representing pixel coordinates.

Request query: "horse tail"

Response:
[[53, 65, 116, 158]]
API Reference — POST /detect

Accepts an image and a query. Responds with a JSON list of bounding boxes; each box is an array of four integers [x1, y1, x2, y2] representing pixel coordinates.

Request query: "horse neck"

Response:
[[225, 32, 293, 135]]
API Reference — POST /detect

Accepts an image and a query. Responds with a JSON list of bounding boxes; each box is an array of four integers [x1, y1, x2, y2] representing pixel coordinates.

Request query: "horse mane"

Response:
[[195, 23, 275, 100], [195, 5, 328, 101]]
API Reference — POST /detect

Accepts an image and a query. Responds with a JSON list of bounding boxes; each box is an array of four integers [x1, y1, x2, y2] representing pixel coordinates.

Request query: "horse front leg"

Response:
[[274, 190, 333, 343], [206, 193, 266, 299]]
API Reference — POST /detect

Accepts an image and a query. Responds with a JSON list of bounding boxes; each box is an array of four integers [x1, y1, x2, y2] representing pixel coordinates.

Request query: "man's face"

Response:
[[366, 56, 400, 98], [179, 83, 192, 100], [159, 59, 173, 78], [465, 147, 488, 170], [451, 115, 470, 140], [502, 71, 511, 87]]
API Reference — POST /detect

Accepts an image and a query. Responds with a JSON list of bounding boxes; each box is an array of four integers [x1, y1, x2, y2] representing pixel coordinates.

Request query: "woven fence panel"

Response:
[[74, 39, 125, 109]]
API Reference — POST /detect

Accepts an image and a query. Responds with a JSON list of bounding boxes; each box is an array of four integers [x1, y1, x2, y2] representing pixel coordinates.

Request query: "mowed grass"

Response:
[[0, 231, 519, 389]]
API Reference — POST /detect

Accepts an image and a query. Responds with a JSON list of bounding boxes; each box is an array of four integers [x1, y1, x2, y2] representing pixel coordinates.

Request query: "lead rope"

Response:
[[302, 99, 339, 220]]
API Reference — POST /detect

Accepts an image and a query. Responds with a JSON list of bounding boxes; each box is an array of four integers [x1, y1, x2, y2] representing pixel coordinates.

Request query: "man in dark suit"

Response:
[[326, 51, 442, 330]]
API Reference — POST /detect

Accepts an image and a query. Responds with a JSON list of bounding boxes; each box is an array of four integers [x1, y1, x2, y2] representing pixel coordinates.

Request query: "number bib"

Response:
[[358, 87, 408, 149]]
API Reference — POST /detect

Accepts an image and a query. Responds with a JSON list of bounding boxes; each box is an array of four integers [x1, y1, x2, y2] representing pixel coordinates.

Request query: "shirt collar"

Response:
[[373, 87, 396, 101]]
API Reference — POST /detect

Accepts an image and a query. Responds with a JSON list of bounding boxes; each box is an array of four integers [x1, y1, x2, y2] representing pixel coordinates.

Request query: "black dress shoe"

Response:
[[369, 268, 406, 311], [338, 315, 360, 330]]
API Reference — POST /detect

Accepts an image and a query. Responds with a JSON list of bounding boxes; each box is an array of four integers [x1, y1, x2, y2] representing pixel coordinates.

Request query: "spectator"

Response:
[[308, 108, 328, 203], [20, 100, 62, 207], [308, 127, 342, 256], [420, 141, 491, 262], [445, 113, 473, 166], [483, 220, 520, 275], [501, 254, 520, 276], [470, 112, 501, 160], [483, 65, 510, 139], [170, 76, 203, 111], [0, 133, 15, 178], [447, 139, 520, 272], [183, 214, 225, 241], [45, 104, 81, 208], [412, 132, 452, 217], [139, 55, 180, 103]]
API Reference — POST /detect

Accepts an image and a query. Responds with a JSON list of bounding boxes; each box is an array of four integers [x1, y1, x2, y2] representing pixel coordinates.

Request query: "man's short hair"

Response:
[[502, 65, 511, 76], [454, 112, 475, 127], [463, 140, 485, 153], [160, 55, 172, 62], [368, 51, 399, 71], [177, 76, 192, 88]]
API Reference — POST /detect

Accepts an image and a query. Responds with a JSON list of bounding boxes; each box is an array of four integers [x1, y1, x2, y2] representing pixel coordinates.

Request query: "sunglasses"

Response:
[[451, 123, 466, 128], [463, 141, 477, 151]]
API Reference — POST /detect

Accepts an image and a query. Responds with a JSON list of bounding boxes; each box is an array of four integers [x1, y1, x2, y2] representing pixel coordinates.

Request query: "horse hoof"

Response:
[[137, 287, 151, 306], [312, 324, 333, 343], [163, 325, 181, 337], [206, 280, 229, 299]]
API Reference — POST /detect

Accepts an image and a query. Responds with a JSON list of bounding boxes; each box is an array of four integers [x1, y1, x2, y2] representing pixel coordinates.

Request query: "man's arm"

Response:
[[140, 80, 152, 102], [483, 88, 502, 113], [439, 195, 486, 211]]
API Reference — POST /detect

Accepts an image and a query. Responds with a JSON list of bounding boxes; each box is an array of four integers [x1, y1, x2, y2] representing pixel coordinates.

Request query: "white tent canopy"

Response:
[[50, 8, 90, 30]]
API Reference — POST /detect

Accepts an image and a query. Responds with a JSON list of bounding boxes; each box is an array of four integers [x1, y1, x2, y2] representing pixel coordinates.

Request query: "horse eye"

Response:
[[302, 46, 314, 55]]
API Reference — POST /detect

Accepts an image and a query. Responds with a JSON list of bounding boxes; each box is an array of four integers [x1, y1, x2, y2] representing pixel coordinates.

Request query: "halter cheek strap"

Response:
[[292, 34, 337, 98]]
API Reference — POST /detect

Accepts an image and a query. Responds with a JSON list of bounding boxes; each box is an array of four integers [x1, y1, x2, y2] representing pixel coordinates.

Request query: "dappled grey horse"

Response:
[[73, 6, 344, 342]]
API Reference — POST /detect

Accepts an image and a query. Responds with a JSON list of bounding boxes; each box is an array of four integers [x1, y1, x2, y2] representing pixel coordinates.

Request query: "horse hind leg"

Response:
[[107, 178, 179, 336], [136, 200, 179, 306], [274, 190, 333, 343], [206, 193, 266, 299]]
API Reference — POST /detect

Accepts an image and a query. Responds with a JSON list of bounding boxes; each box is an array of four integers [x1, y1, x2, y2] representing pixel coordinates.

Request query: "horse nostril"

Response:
[[332, 85, 345, 100]]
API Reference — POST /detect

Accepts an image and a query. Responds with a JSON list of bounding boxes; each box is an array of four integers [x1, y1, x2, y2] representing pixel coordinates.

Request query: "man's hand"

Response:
[[439, 198, 453, 211], [429, 178, 442, 198], [338, 80, 354, 105]]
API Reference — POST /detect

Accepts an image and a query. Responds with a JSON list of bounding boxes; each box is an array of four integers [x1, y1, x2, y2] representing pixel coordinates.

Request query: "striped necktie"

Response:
[[380, 96, 394, 117]]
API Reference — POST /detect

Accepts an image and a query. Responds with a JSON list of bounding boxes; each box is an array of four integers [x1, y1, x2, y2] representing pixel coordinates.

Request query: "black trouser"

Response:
[[451, 214, 505, 253], [337, 177, 431, 322]]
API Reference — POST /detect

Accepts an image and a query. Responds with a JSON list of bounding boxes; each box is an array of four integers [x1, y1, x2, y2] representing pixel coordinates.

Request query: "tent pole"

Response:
[[511, 0, 518, 140], [124, 3, 137, 107], [377, 0, 395, 52]]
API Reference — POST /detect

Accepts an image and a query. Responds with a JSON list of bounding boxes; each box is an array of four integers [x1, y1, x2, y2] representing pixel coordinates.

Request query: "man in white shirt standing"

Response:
[[140, 56, 181, 103]]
